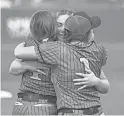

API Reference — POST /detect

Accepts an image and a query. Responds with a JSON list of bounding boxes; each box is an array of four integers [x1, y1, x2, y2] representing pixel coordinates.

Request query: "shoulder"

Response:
[[99, 44, 107, 55], [25, 34, 36, 46], [40, 41, 66, 47], [93, 42, 108, 59], [93, 42, 107, 53]]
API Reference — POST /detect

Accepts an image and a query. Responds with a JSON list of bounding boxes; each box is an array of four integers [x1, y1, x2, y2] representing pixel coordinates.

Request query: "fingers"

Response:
[[30, 76, 41, 80], [74, 81, 88, 85], [73, 78, 88, 82], [77, 85, 88, 91], [37, 69, 46, 75], [75, 73, 88, 77]]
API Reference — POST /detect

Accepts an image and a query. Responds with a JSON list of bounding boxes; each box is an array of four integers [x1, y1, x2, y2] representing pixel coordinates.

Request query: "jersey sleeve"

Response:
[[101, 45, 108, 66], [34, 41, 59, 65]]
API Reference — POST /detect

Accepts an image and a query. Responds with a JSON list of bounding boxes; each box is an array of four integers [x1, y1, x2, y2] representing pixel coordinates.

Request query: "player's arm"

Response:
[[74, 70, 110, 94], [73, 58, 110, 94], [14, 42, 59, 65], [94, 45, 109, 93], [73, 71, 110, 94], [9, 59, 46, 76], [9, 58, 27, 76], [101, 45, 108, 66], [94, 70, 110, 94], [14, 42, 37, 60]]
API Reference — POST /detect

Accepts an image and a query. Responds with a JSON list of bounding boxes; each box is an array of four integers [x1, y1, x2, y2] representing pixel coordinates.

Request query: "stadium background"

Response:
[[1, 0, 124, 115]]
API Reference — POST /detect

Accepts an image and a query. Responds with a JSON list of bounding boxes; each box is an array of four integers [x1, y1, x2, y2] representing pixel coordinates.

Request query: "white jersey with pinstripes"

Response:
[[34, 40, 107, 109], [19, 35, 56, 96]]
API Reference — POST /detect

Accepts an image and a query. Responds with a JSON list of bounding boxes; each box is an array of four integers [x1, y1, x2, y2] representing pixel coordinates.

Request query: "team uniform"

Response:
[[34, 39, 107, 115], [12, 35, 57, 115]]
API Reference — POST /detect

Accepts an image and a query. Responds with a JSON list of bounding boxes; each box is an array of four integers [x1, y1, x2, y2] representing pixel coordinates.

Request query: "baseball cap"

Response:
[[74, 11, 101, 29], [64, 15, 92, 36]]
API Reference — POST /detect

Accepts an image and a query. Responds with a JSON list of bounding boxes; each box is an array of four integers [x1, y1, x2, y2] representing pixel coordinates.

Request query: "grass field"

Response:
[[1, 42, 124, 115]]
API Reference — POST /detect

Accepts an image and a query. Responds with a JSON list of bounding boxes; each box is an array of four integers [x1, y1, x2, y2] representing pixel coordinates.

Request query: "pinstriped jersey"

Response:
[[19, 35, 56, 96], [34, 40, 107, 109]]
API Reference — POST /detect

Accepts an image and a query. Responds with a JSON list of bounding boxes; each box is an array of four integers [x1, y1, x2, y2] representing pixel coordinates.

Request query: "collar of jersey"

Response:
[[70, 32, 95, 48]]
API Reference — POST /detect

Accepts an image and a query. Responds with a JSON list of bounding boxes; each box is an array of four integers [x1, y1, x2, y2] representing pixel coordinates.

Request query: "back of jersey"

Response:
[[52, 41, 107, 109], [19, 34, 56, 96]]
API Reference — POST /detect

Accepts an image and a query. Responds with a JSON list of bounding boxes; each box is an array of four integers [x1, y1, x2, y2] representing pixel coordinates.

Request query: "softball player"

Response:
[[73, 11, 109, 95], [9, 10, 57, 115], [56, 9, 73, 42]]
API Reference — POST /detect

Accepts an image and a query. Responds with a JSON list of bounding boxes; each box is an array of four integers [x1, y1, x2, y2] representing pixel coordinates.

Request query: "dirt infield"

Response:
[[1, 43, 124, 115]]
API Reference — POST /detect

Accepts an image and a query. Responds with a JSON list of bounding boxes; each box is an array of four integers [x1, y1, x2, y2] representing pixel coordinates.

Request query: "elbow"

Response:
[[105, 81, 110, 94], [14, 49, 21, 59], [9, 67, 19, 76], [9, 67, 12, 74], [9, 65, 14, 74], [100, 88, 109, 94], [9, 69, 22, 76], [9, 61, 23, 76], [100, 82, 110, 94]]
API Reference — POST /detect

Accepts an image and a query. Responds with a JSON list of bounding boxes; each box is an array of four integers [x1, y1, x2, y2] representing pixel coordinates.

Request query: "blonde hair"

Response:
[[30, 10, 57, 42]]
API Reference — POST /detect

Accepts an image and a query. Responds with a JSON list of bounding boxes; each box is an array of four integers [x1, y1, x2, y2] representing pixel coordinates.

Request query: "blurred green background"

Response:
[[1, 0, 124, 115]]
